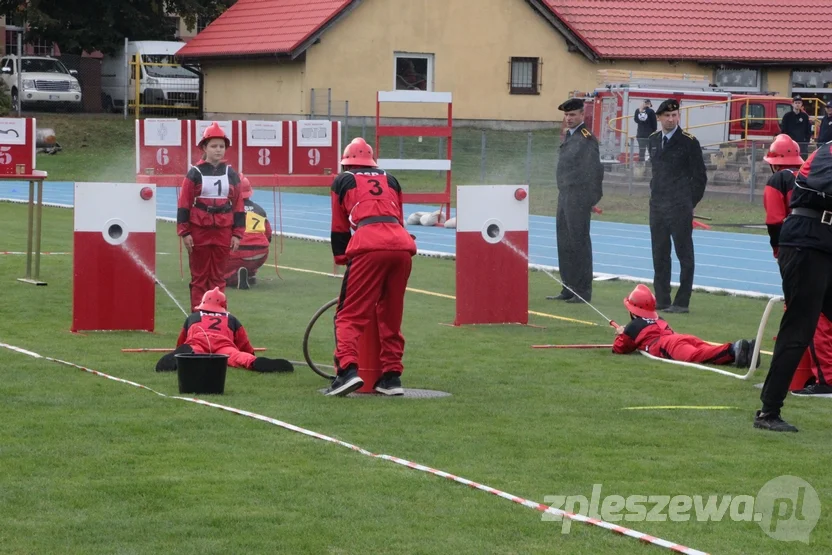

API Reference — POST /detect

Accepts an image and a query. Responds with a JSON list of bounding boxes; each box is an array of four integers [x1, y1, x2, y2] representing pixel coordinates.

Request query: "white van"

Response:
[[101, 41, 199, 112]]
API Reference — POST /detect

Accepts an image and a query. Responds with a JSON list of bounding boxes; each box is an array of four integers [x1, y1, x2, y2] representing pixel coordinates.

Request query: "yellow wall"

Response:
[[202, 59, 306, 116], [767, 68, 791, 98]]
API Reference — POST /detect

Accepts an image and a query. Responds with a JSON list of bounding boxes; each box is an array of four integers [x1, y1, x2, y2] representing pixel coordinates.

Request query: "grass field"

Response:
[[29, 113, 770, 231], [1, 202, 830, 554]]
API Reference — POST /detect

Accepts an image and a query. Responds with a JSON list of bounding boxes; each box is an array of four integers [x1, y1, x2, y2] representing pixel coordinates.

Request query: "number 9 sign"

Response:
[[308, 148, 321, 167]]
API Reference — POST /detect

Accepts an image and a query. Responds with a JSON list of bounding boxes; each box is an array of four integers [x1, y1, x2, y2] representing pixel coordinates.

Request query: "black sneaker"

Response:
[[792, 382, 832, 397], [237, 267, 249, 290], [733, 339, 751, 368], [753, 410, 798, 432], [545, 293, 573, 301], [374, 371, 404, 396], [662, 305, 689, 314], [325, 365, 363, 397], [251, 357, 294, 373]]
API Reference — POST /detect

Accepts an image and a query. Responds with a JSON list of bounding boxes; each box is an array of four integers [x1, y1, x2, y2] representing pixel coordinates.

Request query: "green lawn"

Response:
[[1, 202, 830, 554], [29, 113, 769, 231]]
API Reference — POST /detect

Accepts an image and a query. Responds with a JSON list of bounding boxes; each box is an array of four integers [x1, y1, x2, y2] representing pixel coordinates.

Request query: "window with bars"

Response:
[[509, 57, 540, 95], [197, 16, 215, 33]]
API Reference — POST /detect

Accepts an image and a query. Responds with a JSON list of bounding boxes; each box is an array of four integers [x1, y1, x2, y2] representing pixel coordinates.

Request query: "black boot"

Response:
[[155, 344, 194, 372], [251, 357, 294, 373]]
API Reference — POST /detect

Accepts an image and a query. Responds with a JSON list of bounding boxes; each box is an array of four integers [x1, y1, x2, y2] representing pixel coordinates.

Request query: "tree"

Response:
[[0, 0, 236, 54]]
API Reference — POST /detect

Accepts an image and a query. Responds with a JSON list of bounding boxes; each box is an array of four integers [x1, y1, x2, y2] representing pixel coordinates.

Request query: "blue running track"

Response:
[[0, 181, 781, 297]]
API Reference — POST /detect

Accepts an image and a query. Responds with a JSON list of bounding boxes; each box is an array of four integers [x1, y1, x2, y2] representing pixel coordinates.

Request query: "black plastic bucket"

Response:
[[175, 353, 229, 395]]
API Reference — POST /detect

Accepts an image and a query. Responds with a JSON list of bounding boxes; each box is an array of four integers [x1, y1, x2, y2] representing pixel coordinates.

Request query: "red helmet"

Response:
[[239, 174, 252, 199], [341, 138, 377, 167], [199, 122, 230, 149], [763, 134, 804, 166], [623, 284, 658, 320], [196, 287, 227, 313]]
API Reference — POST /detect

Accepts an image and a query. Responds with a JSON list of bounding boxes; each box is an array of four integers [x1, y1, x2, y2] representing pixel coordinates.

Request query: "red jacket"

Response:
[[330, 169, 416, 264], [239, 199, 272, 251], [762, 169, 797, 257], [176, 310, 254, 354], [177, 161, 245, 247], [613, 317, 675, 354]]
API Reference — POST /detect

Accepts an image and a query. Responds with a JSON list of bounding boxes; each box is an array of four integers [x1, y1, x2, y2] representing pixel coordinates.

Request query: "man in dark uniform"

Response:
[[815, 103, 832, 145], [647, 99, 707, 314], [755, 141, 832, 432], [780, 95, 812, 159], [547, 97, 603, 303], [634, 99, 657, 162]]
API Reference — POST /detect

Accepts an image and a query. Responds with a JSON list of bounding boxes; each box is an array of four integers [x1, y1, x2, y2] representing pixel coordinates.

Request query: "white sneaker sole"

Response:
[[325, 376, 363, 397], [375, 385, 404, 396]]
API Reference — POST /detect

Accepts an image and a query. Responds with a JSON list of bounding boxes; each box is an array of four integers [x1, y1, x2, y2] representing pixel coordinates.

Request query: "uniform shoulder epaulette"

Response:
[[681, 131, 696, 140], [649, 130, 661, 136], [581, 128, 592, 139]]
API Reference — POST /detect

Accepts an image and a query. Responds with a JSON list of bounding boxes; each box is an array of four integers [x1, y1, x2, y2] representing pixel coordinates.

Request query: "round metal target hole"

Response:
[[108, 224, 124, 240], [486, 224, 500, 238]]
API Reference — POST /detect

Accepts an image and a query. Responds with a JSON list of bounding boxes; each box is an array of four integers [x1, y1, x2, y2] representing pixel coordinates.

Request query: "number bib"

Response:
[[353, 171, 390, 201], [245, 210, 266, 233], [196, 166, 231, 199]]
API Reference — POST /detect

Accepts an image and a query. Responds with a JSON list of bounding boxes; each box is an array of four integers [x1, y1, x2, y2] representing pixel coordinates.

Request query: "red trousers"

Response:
[[647, 334, 734, 365], [806, 314, 832, 384], [223, 249, 268, 284], [189, 244, 230, 310], [334, 250, 413, 373]]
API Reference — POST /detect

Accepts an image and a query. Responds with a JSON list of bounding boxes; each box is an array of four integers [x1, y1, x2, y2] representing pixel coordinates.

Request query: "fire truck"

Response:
[[579, 71, 807, 163]]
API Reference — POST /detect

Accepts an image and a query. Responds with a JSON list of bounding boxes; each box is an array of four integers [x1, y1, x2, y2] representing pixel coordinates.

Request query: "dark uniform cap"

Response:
[[793, 95, 803, 102], [656, 99, 680, 115], [558, 98, 585, 112]]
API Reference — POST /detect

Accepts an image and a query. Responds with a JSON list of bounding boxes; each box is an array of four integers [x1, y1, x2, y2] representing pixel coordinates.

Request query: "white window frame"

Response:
[[393, 52, 434, 92], [714, 68, 760, 93], [791, 68, 832, 94]]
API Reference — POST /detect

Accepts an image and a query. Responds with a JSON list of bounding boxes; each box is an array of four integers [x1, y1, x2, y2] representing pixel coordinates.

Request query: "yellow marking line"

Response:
[[268, 264, 773, 352], [622, 406, 739, 411], [268, 264, 598, 326]]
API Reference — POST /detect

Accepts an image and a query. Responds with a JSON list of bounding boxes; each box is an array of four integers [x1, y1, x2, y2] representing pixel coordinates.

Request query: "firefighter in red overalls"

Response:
[[177, 122, 245, 310], [326, 138, 417, 397], [763, 134, 832, 396], [155, 287, 293, 373], [223, 174, 272, 290], [613, 284, 758, 367]]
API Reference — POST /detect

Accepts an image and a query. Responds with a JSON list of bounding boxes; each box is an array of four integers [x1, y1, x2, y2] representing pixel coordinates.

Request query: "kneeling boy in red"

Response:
[[155, 288, 293, 373], [327, 138, 417, 397], [223, 174, 272, 290], [613, 284, 758, 368]]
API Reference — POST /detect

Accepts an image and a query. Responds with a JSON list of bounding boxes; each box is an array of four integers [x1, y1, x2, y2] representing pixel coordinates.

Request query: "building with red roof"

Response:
[[177, 0, 832, 123]]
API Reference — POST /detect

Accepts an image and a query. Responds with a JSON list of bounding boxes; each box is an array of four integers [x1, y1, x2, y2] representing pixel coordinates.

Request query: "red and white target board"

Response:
[[240, 120, 291, 175], [291, 120, 341, 176], [136, 119, 190, 177], [455, 185, 529, 325], [72, 183, 157, 332], [191, 120, 240, 167], [0, 117, 36, 174]]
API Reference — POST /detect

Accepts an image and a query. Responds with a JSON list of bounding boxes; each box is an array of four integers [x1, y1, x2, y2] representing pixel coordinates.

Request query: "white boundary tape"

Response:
[[0, 340, 708, 555], [1, 197, 780, 301]]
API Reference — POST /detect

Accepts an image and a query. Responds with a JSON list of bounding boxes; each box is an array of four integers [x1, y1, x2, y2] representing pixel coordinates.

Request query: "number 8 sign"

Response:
[[240, 120, 290, 174]]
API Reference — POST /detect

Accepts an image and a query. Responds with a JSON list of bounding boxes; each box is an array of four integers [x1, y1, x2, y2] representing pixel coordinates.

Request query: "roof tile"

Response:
[[545, 0, 832, 62]]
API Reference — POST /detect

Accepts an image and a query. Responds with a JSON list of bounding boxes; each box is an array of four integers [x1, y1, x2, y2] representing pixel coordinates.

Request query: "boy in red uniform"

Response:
[[763, 134, 832, 396], [155, 287, 293, 373], [222, 174, 272, 290], [327, 138, 417, 397], [613, 284, 758, 368], [177, 122, 245, 310]]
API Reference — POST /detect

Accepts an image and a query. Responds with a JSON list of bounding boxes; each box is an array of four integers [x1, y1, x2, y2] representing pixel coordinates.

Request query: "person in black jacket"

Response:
[[780, 95, 812, 158], [646, 99, 708, 314], [547, 97, 604, 303], [755, 141, 832, 432], [815, 103, 832, 145], [634, 99, 657, 161]]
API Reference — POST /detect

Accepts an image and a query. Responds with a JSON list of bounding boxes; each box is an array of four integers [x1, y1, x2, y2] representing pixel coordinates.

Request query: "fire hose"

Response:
[[302, 297, 338, 380]]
